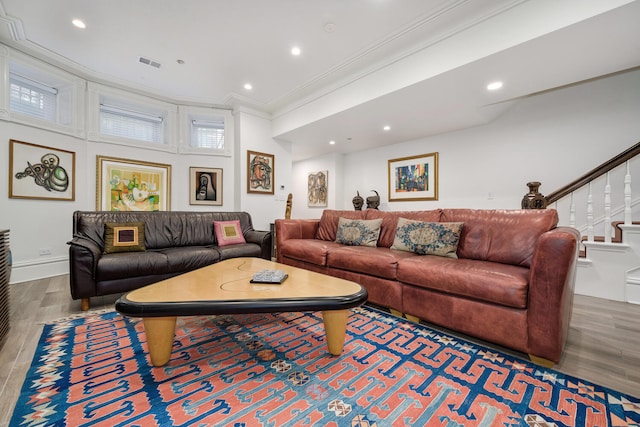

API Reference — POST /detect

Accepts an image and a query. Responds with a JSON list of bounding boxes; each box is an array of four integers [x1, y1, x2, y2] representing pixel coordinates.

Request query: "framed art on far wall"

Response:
[[247, 150, 274, 194], [96, 156, 171, 211], [189, 167, 223, 205], [308, 170, 328, 207], [388, 152, 439, 202], [9, 139, 76, 201]]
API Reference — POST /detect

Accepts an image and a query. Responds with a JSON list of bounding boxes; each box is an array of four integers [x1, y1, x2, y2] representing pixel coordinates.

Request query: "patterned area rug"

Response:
[[10, 307, 640, 426]]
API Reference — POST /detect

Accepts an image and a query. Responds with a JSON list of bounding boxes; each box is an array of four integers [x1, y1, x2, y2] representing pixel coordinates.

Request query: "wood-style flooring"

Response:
[[0, 275, 638, 426]]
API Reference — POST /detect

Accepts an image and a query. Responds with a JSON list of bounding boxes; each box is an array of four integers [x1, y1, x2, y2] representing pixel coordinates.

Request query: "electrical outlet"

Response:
[[39, 248, 52, 256]]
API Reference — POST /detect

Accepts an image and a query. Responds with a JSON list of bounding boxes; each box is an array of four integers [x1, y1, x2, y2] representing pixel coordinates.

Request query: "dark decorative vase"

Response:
[[521, 182, 547, 209]]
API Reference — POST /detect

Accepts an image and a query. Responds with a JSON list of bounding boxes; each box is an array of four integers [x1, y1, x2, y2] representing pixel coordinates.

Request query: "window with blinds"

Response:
[[9, 73, 57, 121], [192, 119, 225, 149], [99, 104, 164, 144]]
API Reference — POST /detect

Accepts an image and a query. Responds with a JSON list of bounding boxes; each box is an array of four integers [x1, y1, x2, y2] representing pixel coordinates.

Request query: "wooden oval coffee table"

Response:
[[115, 257, 368, 366]]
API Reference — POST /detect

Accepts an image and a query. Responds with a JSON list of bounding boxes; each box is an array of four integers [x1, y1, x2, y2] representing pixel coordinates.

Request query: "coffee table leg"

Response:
[[322, 309, 349, 356], [143, 317, 177, 367]]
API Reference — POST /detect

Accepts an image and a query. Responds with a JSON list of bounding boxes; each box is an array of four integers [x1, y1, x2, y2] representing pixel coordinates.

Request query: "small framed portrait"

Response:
[[9, 139, 75, 201], [189, 167, 223, 205], [247, 150, 274, 194], [388, 152, 439, 202]]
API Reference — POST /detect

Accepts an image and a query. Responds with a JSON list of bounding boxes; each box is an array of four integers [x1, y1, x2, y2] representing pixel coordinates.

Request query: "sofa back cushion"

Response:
[[441, 208, 558, 267], [365, 209, 442, 247], [73, 211, 255, 250], [316, 210, 367, 241]]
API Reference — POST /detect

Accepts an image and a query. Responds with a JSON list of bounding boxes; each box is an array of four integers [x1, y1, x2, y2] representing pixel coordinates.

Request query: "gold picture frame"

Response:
[[189, 167, 223, 206], [96, 156, 171, 211], [247, 150, 274, 194], [9, 139, 76, 201], [388, 152, 438, 202]]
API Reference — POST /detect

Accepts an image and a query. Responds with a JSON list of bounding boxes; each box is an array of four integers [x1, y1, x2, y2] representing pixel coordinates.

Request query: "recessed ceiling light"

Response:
[[329, 140, 336, 145], [72, 19, 86, 29], [244, 83, 253, 90], [291, 46, 301, 56], [383, 125, 391, 131], [176, 59, 185, 65], [487, 81, 503, 91]]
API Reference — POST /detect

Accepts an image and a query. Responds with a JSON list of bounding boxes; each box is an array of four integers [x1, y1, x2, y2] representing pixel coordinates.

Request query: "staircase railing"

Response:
[[545, 141, 640, 205], [531, 141, 640, 245]]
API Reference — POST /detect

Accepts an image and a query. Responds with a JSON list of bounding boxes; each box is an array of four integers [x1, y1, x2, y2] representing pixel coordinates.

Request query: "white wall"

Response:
[[291, 69, 640, 222], [235, 108, 293, 231]]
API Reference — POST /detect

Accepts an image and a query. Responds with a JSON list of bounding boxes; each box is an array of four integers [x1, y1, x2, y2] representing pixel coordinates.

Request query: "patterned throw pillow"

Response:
[[335, 218, 382, 247], [214, 220, 247, 246], [103, 222, 146, 254], [391, 218, 463, 257]]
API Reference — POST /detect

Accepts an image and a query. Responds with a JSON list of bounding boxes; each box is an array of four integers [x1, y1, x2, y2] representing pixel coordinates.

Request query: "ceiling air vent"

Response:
[[138, 56, 161, 69]]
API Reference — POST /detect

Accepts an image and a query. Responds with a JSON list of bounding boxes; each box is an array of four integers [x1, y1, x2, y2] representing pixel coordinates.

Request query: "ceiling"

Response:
[[1, 0, 639, 161]]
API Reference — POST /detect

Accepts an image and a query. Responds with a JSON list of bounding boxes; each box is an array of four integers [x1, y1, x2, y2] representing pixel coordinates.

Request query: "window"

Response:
[[5, 53, 84, 135], [9, 73, 57, 121], [179, 106, 233, 156], [192, 119, 225, 149], [100, 104, 164, 144]]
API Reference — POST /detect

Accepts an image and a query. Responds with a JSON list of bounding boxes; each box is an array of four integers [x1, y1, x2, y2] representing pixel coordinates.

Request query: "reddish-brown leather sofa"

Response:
[[275, 208, 580, 365]]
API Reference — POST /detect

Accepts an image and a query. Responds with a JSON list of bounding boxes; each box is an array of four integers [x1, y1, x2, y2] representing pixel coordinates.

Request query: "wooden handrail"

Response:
[[545, 141, 640, 205]]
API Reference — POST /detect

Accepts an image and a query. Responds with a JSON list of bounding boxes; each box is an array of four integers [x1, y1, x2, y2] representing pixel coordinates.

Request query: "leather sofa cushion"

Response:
[[397, 256, 530, 309], [364, 209, 442, 247], [217, 243, 264, 260], [278, 239, 344, 266], [316, 210, 367, 241], [159, 246, 220, 273], [97, 251, 170, 281], [327, 246, 418, 279], [441, 209, 558, 267]]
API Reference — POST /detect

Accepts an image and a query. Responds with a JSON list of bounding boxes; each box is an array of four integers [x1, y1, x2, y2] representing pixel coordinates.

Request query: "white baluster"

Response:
[[625, 160, 632, 225], [569, 192, 576, 228], [604, 172, 612, 243], [587, 182, 594, 242]]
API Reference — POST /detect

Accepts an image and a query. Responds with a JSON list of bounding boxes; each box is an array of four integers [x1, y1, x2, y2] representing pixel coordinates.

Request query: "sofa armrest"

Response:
[[274, 219, 320, 263], [244, 229, 272, 260], [68, 236, 103, 299], [275, 219, 320, 240], [527, 226, 580, 362]]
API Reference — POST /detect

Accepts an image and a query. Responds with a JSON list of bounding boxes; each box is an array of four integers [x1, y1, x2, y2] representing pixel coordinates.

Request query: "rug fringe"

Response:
[[41, 308, 117, 325]]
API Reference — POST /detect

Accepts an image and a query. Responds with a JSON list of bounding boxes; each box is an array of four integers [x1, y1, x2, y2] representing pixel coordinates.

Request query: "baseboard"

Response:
[[9, 256, 69, 284]]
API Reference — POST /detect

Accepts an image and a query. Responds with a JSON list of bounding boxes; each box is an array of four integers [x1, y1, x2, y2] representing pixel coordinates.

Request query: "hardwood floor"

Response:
[[0, 275, 638, 426]]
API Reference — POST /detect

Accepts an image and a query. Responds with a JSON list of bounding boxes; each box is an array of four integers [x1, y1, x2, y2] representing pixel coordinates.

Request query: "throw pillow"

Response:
[[391, 218, 463, 257], [335, 218, 382, 247], [103, 222, 146, 254], [214, 220, 246, 246]]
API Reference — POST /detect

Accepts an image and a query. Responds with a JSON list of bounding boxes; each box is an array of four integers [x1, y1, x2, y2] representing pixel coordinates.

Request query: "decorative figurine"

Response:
[[352, 191, 364, 210], [366, 190, 380, 210]]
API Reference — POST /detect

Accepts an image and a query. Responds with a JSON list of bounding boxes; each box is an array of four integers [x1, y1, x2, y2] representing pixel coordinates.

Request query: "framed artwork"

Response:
[[189, 167, 223, 205], [247, 150, 274, 194], [97, 156, 171, 211], [388, 152, 439, 201], [9, 139, 75, 201], [308, 170, 328, 207]]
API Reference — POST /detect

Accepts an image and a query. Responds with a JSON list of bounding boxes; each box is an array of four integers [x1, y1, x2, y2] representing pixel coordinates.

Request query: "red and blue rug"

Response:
[[10, 307, 640, 426]]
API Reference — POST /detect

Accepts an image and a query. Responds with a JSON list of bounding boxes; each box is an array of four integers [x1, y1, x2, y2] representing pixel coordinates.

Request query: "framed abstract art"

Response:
[[96, 156, 171, 211]]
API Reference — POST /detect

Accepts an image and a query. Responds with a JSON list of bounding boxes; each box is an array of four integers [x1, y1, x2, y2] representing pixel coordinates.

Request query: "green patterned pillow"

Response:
[[335, 218, 382, 247], [391, 218, 463, 257], [103, 222, 146, 254]]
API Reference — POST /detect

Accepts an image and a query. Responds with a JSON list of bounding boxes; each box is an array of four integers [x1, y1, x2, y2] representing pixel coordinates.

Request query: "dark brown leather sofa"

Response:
[[69, 211, 271, 310], [275, 208, 580, 365]]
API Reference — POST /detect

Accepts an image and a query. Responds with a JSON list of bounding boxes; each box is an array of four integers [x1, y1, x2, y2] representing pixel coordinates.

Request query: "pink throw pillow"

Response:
[[214, 220, 246, 246]]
